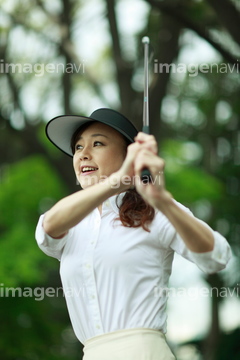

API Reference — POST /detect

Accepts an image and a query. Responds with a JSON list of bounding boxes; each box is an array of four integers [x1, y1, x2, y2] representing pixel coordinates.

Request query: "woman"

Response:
[[36, 108, 231, 360]]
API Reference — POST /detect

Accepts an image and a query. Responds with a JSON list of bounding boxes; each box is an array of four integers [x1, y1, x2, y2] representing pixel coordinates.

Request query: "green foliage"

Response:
[[0, 295, 83, 360], [216, 327, 240, 360], [162, 139, 223, 205], [0, 155, 83, 359], [0, 155, 67, 286], [1, 0, 240, 358]]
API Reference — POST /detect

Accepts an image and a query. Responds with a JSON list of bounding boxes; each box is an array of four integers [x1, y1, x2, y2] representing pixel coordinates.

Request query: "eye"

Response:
[[75, 144, 83, 151], [94, 141, 104, 146]]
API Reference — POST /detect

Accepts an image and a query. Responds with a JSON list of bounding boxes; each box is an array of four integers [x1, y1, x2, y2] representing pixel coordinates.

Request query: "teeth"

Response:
[[82, 167, 97, 172]]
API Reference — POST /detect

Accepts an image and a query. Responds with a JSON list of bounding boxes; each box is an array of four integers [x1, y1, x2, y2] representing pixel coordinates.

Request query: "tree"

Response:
[[0, 0, 239, 359]]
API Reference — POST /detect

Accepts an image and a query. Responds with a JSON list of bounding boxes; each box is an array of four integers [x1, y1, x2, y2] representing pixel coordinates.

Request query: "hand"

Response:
[[108, 132, 157, 192], [116, 132, 159, 188], [108, 140, 143, 191], [133, 133, 173, 209], [134, 132, 158, 155]]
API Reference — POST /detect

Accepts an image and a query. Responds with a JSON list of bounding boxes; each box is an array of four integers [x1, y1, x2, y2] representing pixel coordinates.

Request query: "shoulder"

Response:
[[153, 200, 192, 223], [150, 200, 192, 247]]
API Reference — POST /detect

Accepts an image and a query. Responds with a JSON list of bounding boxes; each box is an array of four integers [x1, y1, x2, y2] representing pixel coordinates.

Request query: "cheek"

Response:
[[113, 147, 126, 164], [109, 153, 125, 170], [117, 148, 126, 164], [73, 158, 79, 173]]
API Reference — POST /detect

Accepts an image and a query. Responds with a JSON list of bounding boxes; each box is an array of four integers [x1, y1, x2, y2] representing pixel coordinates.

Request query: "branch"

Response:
[[59, 0, 73, 114], [207, 0, 240, 46], [3, 69, 76, 192], [105, 0, 135, 115], [149, 14, 182, 139], [105, 0, 122, 67], [1, 9, 110, 107], [56, 38, 110, 107], [35, 0, 60, 23], [145, 0, 238, 65]]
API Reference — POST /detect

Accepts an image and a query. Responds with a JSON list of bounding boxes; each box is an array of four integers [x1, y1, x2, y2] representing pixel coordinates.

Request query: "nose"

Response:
[[79, 146, 92, 161]]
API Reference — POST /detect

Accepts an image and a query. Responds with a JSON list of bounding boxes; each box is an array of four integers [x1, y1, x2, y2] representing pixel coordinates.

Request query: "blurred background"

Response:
[[0, 0, 240, 359]]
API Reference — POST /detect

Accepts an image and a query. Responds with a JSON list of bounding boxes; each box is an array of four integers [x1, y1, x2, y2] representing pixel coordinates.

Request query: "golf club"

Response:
[[141, 36, 152, 183]]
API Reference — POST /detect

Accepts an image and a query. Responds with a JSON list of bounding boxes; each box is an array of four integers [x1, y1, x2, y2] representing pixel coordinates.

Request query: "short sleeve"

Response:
[[35, 214, 73, 260]]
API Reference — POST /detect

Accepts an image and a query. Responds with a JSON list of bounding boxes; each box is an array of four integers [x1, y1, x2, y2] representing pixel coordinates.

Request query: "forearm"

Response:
[[43, 175, 121, 238], [157, 198, 214, 253], [132, 134, 215, 254]]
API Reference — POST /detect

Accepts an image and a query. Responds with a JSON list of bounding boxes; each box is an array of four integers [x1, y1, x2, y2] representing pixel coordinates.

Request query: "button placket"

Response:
[[82, 210, 103, 334]]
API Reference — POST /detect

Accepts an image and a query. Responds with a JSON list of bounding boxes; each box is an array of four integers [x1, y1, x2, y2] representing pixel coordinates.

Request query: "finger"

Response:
[[126, 141, 142, 158], [134, 132, 155, 143], [134, 151, 165, 188], [120, 142, 142, 176], [134, 134, 158, 154], [134, 150, 165, 175]]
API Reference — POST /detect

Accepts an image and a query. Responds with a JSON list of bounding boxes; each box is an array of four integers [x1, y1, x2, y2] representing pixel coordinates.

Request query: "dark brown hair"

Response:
[[71, 123, 155, 231], [116, 189, 155, 232]]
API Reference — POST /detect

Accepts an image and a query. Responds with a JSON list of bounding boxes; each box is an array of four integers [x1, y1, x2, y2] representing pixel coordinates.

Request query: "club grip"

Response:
[[140, 125, 152, 183], [142, 125, 150, 134], [141, 168, 152, 184]]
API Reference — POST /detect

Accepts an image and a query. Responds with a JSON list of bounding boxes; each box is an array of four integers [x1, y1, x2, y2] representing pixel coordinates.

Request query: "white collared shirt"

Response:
[[35, 193, 231, 345]]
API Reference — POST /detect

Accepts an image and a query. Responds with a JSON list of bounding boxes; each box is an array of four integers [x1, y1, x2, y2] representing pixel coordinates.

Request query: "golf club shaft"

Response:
[[142, 37, 149, 133], [141, 37, 152, 183]]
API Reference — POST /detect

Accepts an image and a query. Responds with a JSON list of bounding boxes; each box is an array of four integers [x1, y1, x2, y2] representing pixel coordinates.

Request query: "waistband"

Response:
[[84, 327, 165, 348]]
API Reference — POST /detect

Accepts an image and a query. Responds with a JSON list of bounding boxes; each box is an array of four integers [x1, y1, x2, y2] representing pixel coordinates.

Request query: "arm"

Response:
[[167, 206, 231, 273], [43, 177, 119, 238], [156, 197, 214, 253], [43, 141, 143, 239], [133, 133, 221, 254]]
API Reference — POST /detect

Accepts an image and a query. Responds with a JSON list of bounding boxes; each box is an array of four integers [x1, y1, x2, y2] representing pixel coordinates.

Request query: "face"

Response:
[[73, 122, 127, 189]]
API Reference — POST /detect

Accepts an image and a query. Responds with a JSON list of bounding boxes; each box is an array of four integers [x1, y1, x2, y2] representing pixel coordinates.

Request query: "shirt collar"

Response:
[[102, 192, 126, 214]]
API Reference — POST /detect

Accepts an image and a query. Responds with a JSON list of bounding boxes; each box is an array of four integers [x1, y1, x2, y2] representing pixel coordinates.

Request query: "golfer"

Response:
[[35, 108, 231, 360]]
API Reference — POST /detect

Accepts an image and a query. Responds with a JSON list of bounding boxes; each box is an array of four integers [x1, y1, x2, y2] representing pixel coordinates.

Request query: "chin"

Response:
[[79, 176, 100, 189]]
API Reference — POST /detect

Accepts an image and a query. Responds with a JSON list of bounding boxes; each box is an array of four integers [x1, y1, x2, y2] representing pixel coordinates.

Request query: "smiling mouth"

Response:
[[81, 167, 98, 174]]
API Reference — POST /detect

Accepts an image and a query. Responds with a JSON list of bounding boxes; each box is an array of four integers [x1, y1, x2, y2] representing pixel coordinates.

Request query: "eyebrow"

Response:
[[78, 133, 109, 140]]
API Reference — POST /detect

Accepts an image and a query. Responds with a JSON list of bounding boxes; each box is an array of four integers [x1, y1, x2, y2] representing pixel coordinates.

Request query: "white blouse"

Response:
[[35, 193, 231, 345]]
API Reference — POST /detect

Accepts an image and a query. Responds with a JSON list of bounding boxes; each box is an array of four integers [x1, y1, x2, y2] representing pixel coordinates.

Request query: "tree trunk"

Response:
[[202, 273, 224, 360]]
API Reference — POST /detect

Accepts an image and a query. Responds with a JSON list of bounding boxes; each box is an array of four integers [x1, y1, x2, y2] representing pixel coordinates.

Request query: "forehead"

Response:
[[77, 122, 125, 141]]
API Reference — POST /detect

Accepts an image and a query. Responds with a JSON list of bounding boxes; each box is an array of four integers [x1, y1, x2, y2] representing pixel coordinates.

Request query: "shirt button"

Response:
[[96, 325, 100, 329], [85, 263, 91, 268], [91, 294, 95, 299]]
